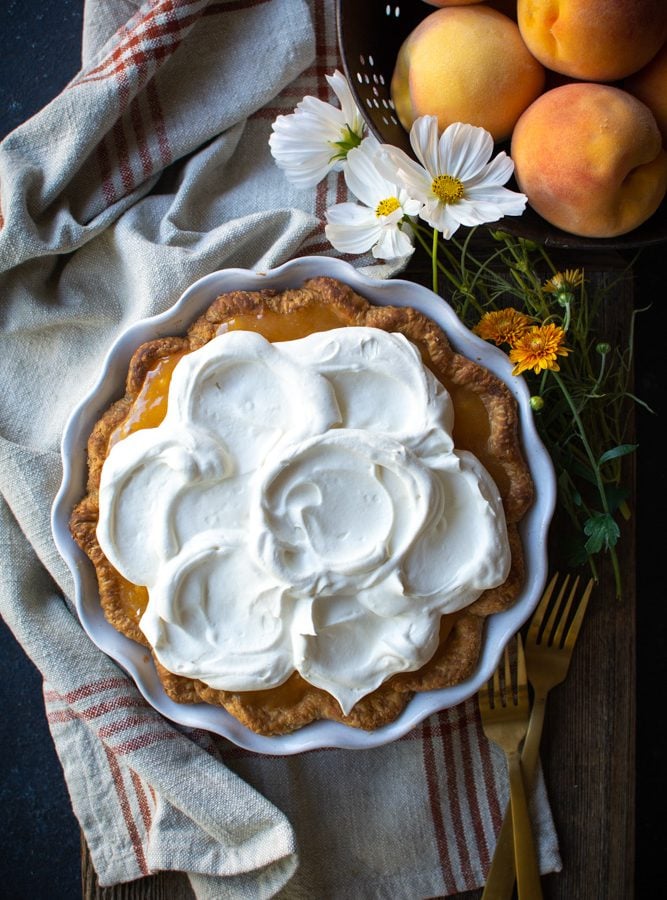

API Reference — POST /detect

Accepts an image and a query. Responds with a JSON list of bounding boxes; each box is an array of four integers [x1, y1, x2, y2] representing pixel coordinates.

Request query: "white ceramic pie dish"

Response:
[[51, 255, 556, 755]]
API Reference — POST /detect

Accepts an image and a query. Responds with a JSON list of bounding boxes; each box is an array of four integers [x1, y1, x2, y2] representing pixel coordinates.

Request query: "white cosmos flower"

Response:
[[377, 116, 527, 239], [269, 70, 366, 189], [325, 136, 421, 260]]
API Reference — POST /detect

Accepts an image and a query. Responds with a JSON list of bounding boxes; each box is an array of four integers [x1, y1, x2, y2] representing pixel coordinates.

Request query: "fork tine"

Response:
[[493, 658, 502, 708], [562, 577, 595, 651], [542, 574, 571, 646], [526, 571, 559, 644], [482, 670, 492, 708], [516, 633, 527, 688], [504, 645, 512, 703], [552, 576, 580, 646]]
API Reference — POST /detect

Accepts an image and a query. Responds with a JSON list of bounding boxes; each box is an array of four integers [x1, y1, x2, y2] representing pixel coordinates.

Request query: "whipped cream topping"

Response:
[[96, 326, 511, 714]]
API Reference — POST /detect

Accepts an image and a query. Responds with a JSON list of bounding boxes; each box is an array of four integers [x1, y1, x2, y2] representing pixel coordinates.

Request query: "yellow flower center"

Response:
[[375, 196, 401, 217], [431, 174, 464, 204]]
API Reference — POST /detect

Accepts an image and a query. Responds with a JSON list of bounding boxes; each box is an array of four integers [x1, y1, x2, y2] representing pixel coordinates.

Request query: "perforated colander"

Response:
[[335, 1, 423, 158]]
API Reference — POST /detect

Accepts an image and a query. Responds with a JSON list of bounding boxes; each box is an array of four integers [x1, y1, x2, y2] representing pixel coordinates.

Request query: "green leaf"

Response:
[[598, 444, 638, 466], [603, 484, 629, 514], [583, 512, 620, 553]]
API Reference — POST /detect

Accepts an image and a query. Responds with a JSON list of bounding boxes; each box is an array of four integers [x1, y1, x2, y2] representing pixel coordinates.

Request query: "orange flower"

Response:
[[509, 323, 571, 376], [543, 268, 584, 296], [473, 308, 531, 346]]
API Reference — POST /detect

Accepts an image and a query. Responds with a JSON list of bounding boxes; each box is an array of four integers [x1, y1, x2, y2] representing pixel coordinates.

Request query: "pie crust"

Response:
[[70, 276, 534, 735]]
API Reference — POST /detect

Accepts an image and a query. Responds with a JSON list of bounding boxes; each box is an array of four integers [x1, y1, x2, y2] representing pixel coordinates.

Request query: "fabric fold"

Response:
[[0, 0, 315, 272]]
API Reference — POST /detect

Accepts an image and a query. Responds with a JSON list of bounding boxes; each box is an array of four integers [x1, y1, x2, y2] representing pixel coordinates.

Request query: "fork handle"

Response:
[[481, 694, 547, 899], [507, 750, 544, 900]]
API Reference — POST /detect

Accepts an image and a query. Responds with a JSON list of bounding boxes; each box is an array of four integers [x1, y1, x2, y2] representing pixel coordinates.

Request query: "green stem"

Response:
[[408, 222, 465, 295], [552, 371, 622, 595]]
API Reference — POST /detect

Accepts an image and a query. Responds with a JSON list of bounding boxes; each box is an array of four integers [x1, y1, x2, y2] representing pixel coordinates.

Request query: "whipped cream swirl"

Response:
[[97, 326, 511, 714]]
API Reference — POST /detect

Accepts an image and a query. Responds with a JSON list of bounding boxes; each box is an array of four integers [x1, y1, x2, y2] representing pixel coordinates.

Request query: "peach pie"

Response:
[[70, 276, 534, 735]]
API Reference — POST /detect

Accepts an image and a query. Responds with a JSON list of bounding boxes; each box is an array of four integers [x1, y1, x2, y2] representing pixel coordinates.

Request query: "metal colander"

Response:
[[335, 1, 424, 158]]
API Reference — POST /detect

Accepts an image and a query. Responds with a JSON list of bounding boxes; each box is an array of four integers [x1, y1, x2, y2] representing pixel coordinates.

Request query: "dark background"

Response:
[[1, 6, 86, 900], [0, 1, 663, 898]]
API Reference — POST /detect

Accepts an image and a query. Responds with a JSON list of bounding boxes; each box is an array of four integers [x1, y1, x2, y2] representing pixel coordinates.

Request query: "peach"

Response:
[[391, 6, 545, 143], [624, 42, 667, 144], [511, 83, 667, 237], [517, 0, 667, 82]]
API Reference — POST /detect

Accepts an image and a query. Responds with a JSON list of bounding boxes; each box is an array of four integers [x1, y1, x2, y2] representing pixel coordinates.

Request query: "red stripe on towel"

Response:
[[97, 136, 119, 206], [81, 0, 197, 81], [130, 770, 154, 833], [461, 710, 492, 873], [146, 80, 172, 166], [130, 95, 155, 179], [441, 710, 475, 886], [421, 717, 456, 895], [104, 745, 150, 876], [111, 729, 179, 756], [44, 676, 129, 705], [46, 697, 148, 725], [98, 713, 157, 739]]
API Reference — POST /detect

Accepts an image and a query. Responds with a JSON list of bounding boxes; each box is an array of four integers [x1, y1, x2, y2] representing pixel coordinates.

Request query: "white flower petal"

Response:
[[326, 69, 365, 135], [376, 146, 432, 201], [419, 200, 461, 239], [401, 195, 422, 217], [269, 112, 340, 187], [325, 204, 382, 254], [446, 198, 503, 228], [325, 202, 378, 226], [326, 196, 415, 261], [344, 137, 396, 208], [372, 224, 415, 260], [465, 185, 527, 216], [326, 224, 382, 255], [466, 151, 516, 188], [379, 207, 406, 227], [296, 96, 347, 133], [410, 116, 442, 177], [443, 123, 494, 181]]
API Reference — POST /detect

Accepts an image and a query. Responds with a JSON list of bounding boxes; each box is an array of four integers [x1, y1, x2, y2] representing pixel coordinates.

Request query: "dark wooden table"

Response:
[[81, 246, 646, 900]]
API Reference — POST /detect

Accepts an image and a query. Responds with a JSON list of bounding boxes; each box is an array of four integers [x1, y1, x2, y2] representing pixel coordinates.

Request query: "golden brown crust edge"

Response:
[[70, 276, 533, 735]]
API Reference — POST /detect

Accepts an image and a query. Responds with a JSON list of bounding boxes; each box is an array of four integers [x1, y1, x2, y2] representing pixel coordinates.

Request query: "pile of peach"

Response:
[[391, 0, 667, 238]]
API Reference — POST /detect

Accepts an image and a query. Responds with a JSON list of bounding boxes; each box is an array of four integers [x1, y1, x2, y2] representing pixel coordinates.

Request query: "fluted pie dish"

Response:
[[51, 256, 556, 754]]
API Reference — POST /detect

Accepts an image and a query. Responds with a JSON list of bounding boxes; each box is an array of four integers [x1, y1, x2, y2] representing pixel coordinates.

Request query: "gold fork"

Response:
[[481, 572, 595, 899], [478, 634, 543, 900]]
